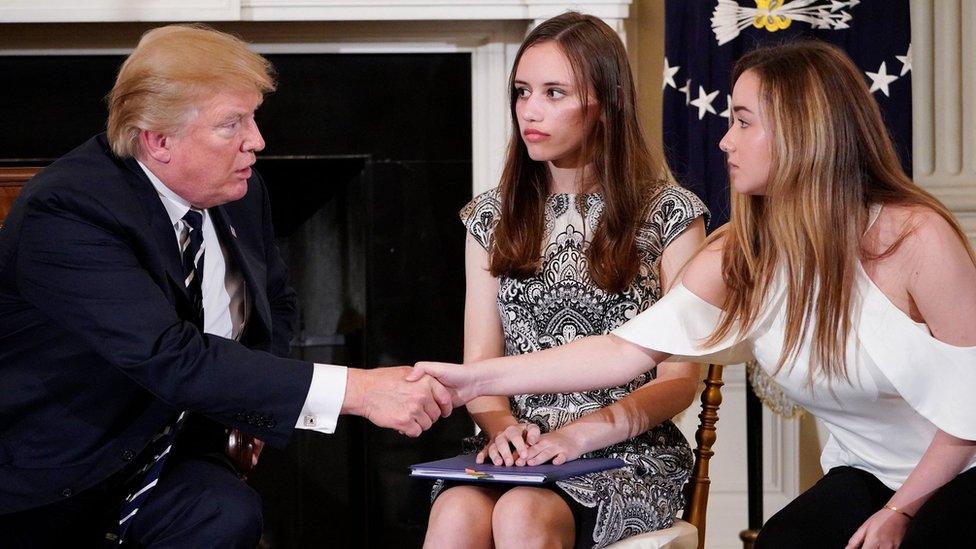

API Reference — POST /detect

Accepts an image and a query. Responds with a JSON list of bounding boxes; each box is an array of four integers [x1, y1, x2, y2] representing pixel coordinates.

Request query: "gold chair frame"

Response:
[[682, 364, 725, 548], [0, 167, 39, 224]]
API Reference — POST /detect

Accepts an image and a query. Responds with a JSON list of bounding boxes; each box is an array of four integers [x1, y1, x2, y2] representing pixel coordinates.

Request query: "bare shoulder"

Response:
[[878, 203, 970, 265], [679, 225, 728, 307], [879, 204, 976, 345]]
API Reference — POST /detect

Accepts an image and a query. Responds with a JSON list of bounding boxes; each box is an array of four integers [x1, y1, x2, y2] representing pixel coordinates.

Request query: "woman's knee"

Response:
[[426, 485, 501, 547], [754, 513, 791, 549], [492, 487, 573, 548], [431, 485, 500, 523]]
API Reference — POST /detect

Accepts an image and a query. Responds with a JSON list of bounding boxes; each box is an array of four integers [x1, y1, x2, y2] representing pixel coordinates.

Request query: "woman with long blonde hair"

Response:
[[422, 12, 708, 549], [414, 40, 976, 548]]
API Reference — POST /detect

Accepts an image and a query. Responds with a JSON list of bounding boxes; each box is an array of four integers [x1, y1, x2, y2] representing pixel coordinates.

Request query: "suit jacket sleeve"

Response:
[[14, 184, 312, 448]]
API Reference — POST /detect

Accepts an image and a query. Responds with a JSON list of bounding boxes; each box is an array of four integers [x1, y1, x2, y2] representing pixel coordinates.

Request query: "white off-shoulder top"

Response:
[[612, 224, 976, 490]]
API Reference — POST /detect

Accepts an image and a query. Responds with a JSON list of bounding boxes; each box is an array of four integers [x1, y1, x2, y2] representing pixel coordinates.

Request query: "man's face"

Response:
[[163, 89, 265, 209]]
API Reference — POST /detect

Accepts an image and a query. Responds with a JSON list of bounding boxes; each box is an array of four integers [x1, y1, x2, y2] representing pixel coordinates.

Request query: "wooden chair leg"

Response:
[[681, 364, 724, 549]]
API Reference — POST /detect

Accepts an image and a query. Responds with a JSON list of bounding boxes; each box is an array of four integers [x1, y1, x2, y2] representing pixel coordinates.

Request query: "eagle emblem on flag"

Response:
[[711, 0, 860, 45]]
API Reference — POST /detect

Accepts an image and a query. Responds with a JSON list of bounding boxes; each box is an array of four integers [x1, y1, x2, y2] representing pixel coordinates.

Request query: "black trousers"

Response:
[[0, 455, 262, 548], [756, 465, 976, 548]]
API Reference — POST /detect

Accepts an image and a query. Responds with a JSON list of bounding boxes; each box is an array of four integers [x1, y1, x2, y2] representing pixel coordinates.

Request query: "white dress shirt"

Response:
[[137, 161, 346, 434]]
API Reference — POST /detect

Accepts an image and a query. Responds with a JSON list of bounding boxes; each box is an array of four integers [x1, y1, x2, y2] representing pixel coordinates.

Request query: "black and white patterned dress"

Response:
[[440, 185, 708, 548]]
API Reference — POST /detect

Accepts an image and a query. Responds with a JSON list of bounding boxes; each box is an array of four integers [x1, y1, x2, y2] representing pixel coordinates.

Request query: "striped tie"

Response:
[[180, 209, 205, 328], [114, 210, 205, 543]]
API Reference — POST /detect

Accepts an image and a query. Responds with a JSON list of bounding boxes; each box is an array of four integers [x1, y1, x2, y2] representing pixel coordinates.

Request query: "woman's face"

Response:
[[514, 42, 597, 168], [719, 70, 772, 196]]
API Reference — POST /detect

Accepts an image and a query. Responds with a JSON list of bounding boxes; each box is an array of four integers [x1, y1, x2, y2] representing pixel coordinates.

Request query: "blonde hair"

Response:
[[707, 41, 976, 384], [106, 24, 276, 158]]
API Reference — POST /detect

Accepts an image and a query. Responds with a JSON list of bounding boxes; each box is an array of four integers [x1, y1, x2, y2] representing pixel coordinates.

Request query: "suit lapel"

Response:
[[210, 205, 272, 336], [120, 156, 191, 304], [114, 145, 272, 337]]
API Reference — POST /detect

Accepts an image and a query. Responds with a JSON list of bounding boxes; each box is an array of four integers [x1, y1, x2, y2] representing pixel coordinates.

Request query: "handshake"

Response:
[[341, 362, 471, 437]]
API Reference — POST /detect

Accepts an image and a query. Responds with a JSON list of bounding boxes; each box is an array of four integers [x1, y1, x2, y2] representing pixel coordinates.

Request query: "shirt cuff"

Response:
[[295, 363, 347, 434]]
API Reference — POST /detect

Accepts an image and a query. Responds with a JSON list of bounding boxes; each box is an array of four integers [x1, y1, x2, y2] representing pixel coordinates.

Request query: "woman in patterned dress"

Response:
[[422, 12, 708, 549]]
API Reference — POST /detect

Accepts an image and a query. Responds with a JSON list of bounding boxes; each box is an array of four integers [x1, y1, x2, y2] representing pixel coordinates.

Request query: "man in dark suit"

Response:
[[0, 24, 453, 547]]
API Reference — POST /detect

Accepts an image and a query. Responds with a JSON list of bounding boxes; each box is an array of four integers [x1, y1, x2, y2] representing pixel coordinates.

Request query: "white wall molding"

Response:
[[0, 1, 631, 24], [912, 0, 976, 246], [0, 0, 241, 23], [241, 0, 630, 21]]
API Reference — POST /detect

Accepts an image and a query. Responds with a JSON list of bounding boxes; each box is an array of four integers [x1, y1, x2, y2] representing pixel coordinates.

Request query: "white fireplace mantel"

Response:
[[242, 0, 630, 22], [0, 0, 631, 25]]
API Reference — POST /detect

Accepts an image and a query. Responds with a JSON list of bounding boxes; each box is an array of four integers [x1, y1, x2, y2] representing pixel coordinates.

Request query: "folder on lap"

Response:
[[409, 453, 625, 484]]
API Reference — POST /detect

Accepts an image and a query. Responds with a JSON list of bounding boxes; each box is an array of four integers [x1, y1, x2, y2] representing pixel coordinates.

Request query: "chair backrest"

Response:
[[681, 363, 725, 549], [0, 167, 39, 224]]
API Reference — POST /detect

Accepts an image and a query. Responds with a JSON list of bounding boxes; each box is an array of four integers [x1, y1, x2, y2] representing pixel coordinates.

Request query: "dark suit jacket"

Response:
[[0, 134, 313, 514]]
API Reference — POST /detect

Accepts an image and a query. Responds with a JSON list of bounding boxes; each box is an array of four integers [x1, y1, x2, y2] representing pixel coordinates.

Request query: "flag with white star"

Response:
[[663, 0, 912, 227]]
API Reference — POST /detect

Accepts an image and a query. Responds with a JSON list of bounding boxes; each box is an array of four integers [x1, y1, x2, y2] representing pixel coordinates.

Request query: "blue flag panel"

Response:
[[663, 0, 913, 227]]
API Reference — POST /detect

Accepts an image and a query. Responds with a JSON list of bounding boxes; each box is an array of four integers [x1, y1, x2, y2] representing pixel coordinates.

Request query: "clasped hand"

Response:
[[478, 423, 584, 467], [408, 361, 479, 405], [351, 366, 455, 437], [407, 362, 584, 466]]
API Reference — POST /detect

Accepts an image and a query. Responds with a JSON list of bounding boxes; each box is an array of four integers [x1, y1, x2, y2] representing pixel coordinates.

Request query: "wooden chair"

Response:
[[0, 167, 37, 224], [607, 364, 725, 549]]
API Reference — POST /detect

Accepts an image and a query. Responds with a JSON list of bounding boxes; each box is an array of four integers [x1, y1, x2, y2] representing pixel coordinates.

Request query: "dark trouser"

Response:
[[756, 465, 976, 548], [0, 456, 262, 548]]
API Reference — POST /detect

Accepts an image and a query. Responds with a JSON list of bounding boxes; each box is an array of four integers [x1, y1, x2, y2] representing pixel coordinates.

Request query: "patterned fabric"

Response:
[[446, 185, 708, 548]]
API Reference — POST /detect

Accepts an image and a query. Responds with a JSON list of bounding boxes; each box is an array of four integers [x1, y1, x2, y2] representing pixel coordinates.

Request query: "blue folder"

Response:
[[409, 453, 625, 484]]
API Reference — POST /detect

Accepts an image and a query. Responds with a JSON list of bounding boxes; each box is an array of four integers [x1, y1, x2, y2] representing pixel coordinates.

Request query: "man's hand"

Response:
[[342, 366, 453, 437], [251, 438, 265, 469], [225, 430, 264, 477], [407, 361, 480, 405]]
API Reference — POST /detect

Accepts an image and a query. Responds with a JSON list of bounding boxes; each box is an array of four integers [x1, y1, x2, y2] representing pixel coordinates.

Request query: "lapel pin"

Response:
[[230, 225, 237, 239]]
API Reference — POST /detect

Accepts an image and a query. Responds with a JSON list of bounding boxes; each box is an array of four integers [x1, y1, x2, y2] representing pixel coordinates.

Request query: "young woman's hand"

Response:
[[478, 423, 542, 466], [409, 361, 475, 406], [845, 507, 910, 549], [521, 429, 585, 466]]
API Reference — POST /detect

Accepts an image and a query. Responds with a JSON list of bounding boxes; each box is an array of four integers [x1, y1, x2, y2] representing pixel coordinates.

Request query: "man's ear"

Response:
[[140, 130, 172, 163]]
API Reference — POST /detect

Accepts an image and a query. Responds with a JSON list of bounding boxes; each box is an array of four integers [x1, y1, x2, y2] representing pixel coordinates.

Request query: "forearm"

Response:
[[467, 395, 520, 438], [887, 429, 976, 515], [556, 365, 698, 455], [468, 334, 663, 399]]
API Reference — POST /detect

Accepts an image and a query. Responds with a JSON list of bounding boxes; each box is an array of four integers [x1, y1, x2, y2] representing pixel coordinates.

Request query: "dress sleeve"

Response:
[[459, 187, 502, 252], [611, 282, 754, 365], [856, 280, 976, 440], [645, 184, 710, 251]]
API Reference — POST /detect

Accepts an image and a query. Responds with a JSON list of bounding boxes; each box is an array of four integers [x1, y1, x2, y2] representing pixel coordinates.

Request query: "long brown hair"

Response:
[[489, 12, 670, 293], [707, 40, 976, 383]]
